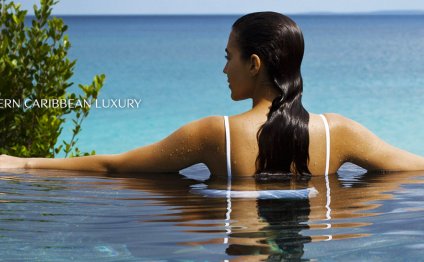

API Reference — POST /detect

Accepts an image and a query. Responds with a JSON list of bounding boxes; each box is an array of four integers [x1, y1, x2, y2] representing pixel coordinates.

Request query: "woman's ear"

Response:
[[249, 54, 261, 77]]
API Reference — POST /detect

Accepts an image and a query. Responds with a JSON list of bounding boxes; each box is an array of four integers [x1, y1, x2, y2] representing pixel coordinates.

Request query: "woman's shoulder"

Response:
[[181, 115, 224, 129], [319, 113, 361, 132], [311, 112, 369, 143], [192, 115, 226, 130], [319, 113, 380, 156], [182, 116, 226, 146], [320, 112, 349, 123]]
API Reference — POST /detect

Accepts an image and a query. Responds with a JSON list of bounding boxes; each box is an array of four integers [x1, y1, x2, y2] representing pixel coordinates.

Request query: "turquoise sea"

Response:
[[58, 15, 424, 156]]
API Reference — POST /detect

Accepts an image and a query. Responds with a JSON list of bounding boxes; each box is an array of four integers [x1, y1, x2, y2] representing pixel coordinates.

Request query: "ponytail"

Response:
[[232, 12, 310, 175], [256, 72, 310, 174]]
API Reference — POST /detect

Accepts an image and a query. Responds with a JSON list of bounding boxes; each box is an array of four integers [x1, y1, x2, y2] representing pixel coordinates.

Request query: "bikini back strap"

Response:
[[223, 116, 232, 178], [319, 114, 331, 176], [223, 116, 232, 244]]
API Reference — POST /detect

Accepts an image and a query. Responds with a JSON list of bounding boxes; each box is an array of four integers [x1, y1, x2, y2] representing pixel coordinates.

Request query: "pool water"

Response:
[[1, 163, 423, 261]]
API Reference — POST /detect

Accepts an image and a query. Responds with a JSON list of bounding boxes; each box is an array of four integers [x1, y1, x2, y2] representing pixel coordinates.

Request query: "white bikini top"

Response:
[[223, 114, 331, 178]]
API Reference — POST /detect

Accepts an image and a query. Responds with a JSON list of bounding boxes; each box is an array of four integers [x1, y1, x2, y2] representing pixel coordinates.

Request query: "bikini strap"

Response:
[[223, 116, 232, 178], [319, 114, 330, 176], [223, 116, 232, 244], [319, 114, 332, 231]]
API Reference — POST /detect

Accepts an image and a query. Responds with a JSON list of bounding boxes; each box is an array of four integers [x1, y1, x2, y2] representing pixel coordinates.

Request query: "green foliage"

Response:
[[0, 0, 105, 158]]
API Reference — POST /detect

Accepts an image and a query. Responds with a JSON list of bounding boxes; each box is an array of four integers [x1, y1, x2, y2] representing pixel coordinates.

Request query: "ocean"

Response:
[[55, 15, 424, 156]]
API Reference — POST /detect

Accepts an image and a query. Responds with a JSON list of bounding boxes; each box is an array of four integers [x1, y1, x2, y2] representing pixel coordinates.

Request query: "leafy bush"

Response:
[[0, 0, 105, 157]]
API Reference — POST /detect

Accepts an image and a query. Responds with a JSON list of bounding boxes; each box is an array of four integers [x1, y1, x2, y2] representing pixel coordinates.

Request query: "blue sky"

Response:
[[15, 0, 424, 15]]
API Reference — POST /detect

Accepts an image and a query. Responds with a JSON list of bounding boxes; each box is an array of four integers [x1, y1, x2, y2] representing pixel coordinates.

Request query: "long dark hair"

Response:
[[232, 12, 310, 175]]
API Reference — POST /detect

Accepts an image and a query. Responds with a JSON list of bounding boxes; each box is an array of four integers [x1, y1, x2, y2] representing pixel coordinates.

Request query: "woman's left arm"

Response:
[[330, 113, 424, 172], [0, 116, 220, 173]]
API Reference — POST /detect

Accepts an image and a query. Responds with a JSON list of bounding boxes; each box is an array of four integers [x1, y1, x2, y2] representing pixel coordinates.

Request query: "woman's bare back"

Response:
[[205, 112, 424, 177], [205, 112, 332, 177]]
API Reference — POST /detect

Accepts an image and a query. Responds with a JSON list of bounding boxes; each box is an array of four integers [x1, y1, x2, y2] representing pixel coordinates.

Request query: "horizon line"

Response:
[[24, 10, 424, 16]]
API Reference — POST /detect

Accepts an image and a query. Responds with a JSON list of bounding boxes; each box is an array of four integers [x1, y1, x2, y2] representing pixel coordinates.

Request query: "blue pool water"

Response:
[[1, 164, 424, 261], [2, 14, 423, 261]]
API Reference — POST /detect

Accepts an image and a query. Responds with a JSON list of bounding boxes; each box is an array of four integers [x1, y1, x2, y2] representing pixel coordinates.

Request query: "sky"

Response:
[[14, 0, 424, 15]]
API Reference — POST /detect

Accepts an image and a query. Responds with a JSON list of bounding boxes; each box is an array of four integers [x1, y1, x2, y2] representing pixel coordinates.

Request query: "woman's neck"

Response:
[[251, 83, 279, 111]]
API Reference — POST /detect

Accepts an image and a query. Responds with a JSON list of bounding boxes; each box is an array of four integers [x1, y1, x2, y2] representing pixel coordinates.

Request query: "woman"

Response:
[[1, 12, 424, 176]]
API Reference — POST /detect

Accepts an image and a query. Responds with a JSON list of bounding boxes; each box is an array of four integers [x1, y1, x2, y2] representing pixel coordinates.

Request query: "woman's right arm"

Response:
[[0, 154, 112, 172], [0, 116, 221, 173], [332, 114, 424, 172]]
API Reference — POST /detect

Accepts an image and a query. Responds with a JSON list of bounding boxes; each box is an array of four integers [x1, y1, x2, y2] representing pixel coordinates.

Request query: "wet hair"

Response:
[[232, 12, 310, 175]]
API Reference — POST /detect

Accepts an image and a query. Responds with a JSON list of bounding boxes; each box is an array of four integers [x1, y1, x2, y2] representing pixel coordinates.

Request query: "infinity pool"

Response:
[[1, 163, 423, 261]]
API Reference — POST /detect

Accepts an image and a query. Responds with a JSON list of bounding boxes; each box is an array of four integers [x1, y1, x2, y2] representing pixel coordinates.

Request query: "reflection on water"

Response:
[[0, 163, 423, 261]]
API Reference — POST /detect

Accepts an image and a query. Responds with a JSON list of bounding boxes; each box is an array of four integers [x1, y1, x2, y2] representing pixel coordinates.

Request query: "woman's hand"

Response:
[[0, 154, 28, 169]]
